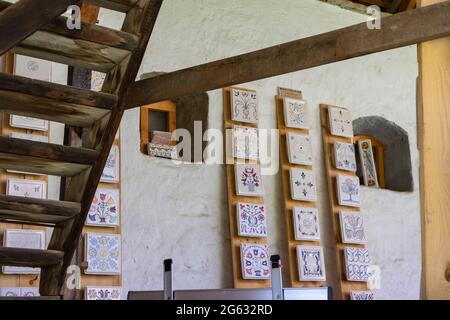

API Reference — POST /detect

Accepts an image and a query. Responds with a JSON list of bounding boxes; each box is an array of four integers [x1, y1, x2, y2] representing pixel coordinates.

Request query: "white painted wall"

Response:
[[97, 0, 420, 299]]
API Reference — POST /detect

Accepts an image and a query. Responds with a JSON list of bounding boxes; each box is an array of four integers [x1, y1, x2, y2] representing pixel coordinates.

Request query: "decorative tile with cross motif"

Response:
[[235, 164, 264, 197], [289, 168, 317, 202], [293, 207, 321, 241], [344, 247, 371, 282], [231, 88, 258, 123], [286, 132, 313, 166], [6, 178, 47, 199], [232, 125, 259, 160], [85, 287, 122, 300], [358, 139, 379, 188], [237, 202, 267, 237], [240, 243, 270, 279], [85, 233, 121, 275], [87, 189, 120, 227], [296, 245, 326, 281], [336, 174, 361, 207], [339, 211, 366, 244], [283, 97, 309, 129], [101, 145, 120, 183], [350, 291, 375, 300], [328, 106, 353, 138], [333, 141, 357, 172]]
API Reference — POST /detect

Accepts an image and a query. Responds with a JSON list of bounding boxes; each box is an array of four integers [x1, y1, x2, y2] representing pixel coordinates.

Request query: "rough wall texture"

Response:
[[96, 0, 420, 299]]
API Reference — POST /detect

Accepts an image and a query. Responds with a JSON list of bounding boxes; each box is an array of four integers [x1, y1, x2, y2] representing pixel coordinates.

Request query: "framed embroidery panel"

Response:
[[235, 164, 264, 197], [84, 233, 121, 275], [350, 291, 375, 300], [9, 115, 49, 131], [236, 202, 267, 238], [339, 211, 367, 244], [86, 188, 120, 227], [230, 88, 258, 124], [0, 287, 20, 297], [101, 145, 120, 183], [286, 132, 313, 166], [293, 207, 321, 241], [328, 106, 353, 138], [283, 97, 309, 129], [85, 287, 122, 300], [296, 245, 326, 282], [333, 141, 357, 172], [289, 168, 317, 202], [2, 229, 46, 274], [232, 125, 259, 161], [336, 174, 361, 208], [358, 139, 379, 188], [6, 178, 47, 199], [240, 243, 270, 280], [344, 247, 371, 282]]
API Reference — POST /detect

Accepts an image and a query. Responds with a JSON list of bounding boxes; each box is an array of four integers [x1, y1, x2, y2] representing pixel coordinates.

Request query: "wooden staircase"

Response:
[[0, 0, 163, 297]]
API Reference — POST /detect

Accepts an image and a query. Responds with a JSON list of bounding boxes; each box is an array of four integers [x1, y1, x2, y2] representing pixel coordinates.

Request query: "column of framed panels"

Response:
[[275, 88, 326, 288], [223, 87, 270, 288], [320, 104, 374, 301]]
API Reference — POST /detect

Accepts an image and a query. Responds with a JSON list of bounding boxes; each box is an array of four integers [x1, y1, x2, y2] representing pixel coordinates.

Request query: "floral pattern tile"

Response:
[[339, 211, 366, 244], [293, 207, 321, 241], [344, 247, 371, 282], [237, 202, 267, 238], [336, 174, 361, 207], [232, 125, 259, 160], [85, 233, 121, 275], [350, 291, 375, 300], [289, 168, 317, 202], [283, 97, 309, 129], [20, 287, 40, 297], [296, 245, 326, 281], [358, 139, 379, 188], [240, 243, 270, 279], [231, 88, 258, 124], [6, 178, 46, 199], [101, 146, 120, 183], [87, 189, 120, 227], [85, 287, 122, 300], [235, 164, 264, 197], [328, 106, 353, 138], [0, 287, 20, 297], [333, 142, 357, 172], [286, 132, 313, 166]]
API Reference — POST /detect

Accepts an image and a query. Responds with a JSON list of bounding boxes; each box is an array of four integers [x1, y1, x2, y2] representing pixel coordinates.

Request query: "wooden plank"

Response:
[[417, 0, 450, 301], [320, 104, 367, 300], [0, 247, 63, 268], [0, 195, 80, 225], [0, 1, 139, 52], [0, 0, 82, 56], [84, 0, 139, 12], [123, 2, 450, 108], [275, 95, 325, 288], [40, 0, 163, 296]]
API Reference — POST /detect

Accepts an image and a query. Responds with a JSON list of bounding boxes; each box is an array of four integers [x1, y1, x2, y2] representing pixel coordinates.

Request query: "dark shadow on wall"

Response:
[[353, 116, 413, 192]]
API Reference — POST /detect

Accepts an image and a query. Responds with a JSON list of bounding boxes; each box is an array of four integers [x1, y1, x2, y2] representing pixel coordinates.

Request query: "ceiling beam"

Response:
[[124, 1, 450, 109], [0, 0, 82, 56]]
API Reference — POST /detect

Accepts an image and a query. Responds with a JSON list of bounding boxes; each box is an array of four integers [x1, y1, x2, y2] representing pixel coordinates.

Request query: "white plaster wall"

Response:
[[97, 0, 420, 299]]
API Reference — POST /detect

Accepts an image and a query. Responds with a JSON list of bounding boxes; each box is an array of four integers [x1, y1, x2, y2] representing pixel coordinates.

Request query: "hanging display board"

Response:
[[223, 87, 270, 288]]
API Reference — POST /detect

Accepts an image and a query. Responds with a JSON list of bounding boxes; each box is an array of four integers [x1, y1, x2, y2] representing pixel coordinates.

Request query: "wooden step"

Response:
[[0, 136, 98, 177], [0, 247, 63, 268], [0, 195, 80, 226], [0, 1, 137, 72], [84, 0, 140, 12], [0, 73, 116, 127]]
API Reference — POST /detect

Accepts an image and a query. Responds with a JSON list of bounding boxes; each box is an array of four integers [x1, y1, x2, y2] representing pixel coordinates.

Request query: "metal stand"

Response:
[[270, 255, 283, 300], [163, 259, 173, 300]]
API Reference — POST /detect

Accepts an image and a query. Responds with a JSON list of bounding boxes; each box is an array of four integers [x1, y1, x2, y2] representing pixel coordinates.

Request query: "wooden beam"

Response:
[[418, 0, 450, 301], [0, 0, 82, 56], [124, 1, 450, 108], [0, 247, 63, 268]]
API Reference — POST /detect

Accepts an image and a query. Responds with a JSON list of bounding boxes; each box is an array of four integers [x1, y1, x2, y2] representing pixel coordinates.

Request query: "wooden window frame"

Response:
[[140, 101, 176, 154], [354, 135, 386, 188]]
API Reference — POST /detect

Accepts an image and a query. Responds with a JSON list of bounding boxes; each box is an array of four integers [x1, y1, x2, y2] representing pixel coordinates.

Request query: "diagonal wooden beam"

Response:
[[0, 0, 82, 56], [124, 1, 450, 108]]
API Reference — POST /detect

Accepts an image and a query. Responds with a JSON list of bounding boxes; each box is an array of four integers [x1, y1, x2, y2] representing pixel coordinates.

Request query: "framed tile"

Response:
[[358, 139, 379, 188], [85, 287, 122, 300], [9, 115, 48, 131], [350, 291, 375, 300], [289, 168, 317, 202], [9, 132, 49, 143], [293, 207, 321, 241], [339, 211, 366, 244], [232, 125, 259, 160], [286, 132, 313, 166], [85, 233, 121, 275], [6, 178, 47, 199], [333, 142, 357, 172], [236, 202, 267, 238], [87, 189, 120, 227], [328, 106, 353, 138], [20, 287, 40, 297], [240, 243, 270, 279], [101, 145, 120, 183], [235, 164, 264, 197], [0, 287, 20, 297], [231, 88, 258, 123], [296, 245, 326, 281], [283, 97, 309, 129], [336, 174, 361, 207], [91, 71, 106, 92], [14, 54, 52, 81], [344, 247, 370, 282], [3, 229, 45, 274]]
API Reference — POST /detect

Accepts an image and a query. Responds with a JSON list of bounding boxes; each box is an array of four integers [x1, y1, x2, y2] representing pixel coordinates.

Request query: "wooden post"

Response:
[[417, 0, 450, 300]]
